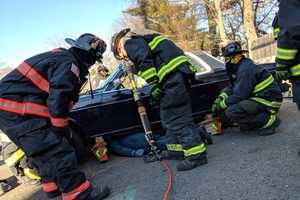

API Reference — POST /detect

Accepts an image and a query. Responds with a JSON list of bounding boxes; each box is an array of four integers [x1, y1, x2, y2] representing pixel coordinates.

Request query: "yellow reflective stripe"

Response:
[[250, 97, 282, 108], [273, 28, 280, 39], [23, 168, 41, 180], [158, 56, 188, 82], [277, 48, 298, 60], [276, 63, 288, 69], [140, 68, 157, 81], [220, 92, 228, 99], [262, 114, 276, 128], [137, 79, 143, 88], [184, 143, 206, 157], [5, 149, 25, 167], [253, 75, 274, 93], [166, 144, 183, 152], [290, 64, 300, 76], [149, 35, 167, 50], [220, 99, 227, 109]]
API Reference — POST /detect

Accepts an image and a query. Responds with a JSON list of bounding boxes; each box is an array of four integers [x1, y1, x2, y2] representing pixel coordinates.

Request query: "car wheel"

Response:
[[67, 125, 90, 164]]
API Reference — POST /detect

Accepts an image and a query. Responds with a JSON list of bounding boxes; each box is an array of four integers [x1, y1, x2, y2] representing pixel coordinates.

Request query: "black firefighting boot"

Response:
[[143, 150, 184, 163], [47, 190, 61, 199], [62, 181, 110, 200], [257, 118, 281, 136], [176, 151, 208, 171], [0, 179, 13, 196]]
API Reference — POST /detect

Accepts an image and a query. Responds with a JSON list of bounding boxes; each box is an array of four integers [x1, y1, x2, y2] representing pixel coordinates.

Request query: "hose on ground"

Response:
[[160, 160, 173, 200]]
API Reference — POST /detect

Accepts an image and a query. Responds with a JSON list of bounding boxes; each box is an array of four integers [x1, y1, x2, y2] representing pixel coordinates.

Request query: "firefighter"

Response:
[[111, 29, 207, 171], [0, 34, 110, 200], [273, 0, 300, 110], [212, 41, 282, 135]]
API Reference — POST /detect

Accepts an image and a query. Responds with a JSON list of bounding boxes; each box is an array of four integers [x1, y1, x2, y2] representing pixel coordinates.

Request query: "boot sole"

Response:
[[176, 157, 208, 171], [258, 119, 281, 136]]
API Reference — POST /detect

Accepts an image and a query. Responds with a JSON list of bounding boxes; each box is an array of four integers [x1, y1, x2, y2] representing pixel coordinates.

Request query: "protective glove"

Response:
[[275, 70, 290, 80], [149, 83, 162, 101], [219, 99, 228, 110], [211, 103, 222, 113], [211, 94, 226, 113]]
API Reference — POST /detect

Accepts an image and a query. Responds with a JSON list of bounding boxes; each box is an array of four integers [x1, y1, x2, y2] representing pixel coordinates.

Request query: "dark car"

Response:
[[66, 51, 283, 160]]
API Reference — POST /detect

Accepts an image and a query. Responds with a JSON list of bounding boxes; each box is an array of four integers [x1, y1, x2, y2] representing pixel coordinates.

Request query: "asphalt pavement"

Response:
[[2, 100, 300, 200]]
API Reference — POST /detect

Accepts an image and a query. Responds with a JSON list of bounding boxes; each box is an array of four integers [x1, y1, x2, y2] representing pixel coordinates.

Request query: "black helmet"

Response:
[[111, 28, 131, 60], [221, 41, 247, 57], [65, 33, 106, 60]]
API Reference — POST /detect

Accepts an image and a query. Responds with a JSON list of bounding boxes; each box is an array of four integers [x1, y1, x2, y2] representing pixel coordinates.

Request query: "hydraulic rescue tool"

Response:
[[123, 59, 173, 200]]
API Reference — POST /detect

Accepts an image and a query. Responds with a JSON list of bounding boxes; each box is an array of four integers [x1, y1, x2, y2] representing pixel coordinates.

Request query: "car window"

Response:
[[87, 52, 213, 94], [185, 52, 211, 73]]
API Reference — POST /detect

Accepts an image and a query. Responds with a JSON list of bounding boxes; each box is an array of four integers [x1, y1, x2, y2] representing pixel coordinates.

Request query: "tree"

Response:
[[125, 0, 199, 50], [243, 0, 258, 42], [213, 0, 228, 42]]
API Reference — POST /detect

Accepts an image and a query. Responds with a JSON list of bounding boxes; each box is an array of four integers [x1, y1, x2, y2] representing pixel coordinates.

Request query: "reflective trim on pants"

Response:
[[62, 181, 90, 200], [43, 182, 59, 193], [262, 114, 276, 129], [166, 144, 183, 152], [250, 97, 282, 109], [183, 143, 206, 157]]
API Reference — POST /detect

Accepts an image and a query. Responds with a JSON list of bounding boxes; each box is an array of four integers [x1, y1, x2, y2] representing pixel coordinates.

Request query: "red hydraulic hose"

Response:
[[161, 160, 173, 200], [124, 60, 174, 200]]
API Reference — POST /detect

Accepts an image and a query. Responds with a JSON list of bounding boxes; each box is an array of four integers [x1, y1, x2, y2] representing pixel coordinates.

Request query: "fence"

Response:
[[250, 33, 276, 64]]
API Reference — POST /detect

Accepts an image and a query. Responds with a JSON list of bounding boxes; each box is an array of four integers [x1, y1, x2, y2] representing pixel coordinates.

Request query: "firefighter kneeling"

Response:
[[212, 41, 283, 136]]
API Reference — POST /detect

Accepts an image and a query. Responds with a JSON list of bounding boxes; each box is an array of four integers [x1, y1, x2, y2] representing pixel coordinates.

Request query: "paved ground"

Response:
[[1, 100, 300, 200]]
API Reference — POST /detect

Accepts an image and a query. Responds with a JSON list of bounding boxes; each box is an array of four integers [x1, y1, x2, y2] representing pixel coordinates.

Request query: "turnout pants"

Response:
[[225, 100, 272, 130], [291, 77, 300, 110], [0, 110, 86, 193], [160, 71, 206, 158]]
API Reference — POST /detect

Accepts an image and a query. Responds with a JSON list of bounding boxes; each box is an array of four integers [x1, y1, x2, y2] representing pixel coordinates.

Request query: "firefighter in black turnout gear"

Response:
[[212, 41, 282, 136], [0, 34, 110, 200], [273, 0, 300, 110], [111, 28, 207, 171]]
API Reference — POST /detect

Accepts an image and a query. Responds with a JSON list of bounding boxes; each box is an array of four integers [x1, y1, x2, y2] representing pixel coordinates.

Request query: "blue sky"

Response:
[[0, 0, 131, 67]]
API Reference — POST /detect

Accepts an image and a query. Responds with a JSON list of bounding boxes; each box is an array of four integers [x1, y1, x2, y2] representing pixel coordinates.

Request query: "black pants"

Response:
[[225, 100, 270, 130], [0, 110, 85, 193], [160, 72, 203, 151], [291, 78, 300, 110]]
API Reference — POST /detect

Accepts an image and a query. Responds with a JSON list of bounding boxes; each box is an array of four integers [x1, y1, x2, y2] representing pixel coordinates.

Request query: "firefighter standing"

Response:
[[212, 41, 282, 135], [273, 0, 300, 110], [0, 34, 110, 200], [111, 29, 207, 171]]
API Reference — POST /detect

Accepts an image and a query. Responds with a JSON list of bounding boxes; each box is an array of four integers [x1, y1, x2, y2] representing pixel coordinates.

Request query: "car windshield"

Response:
[[185, 54, 207, 73], [81, 52, 215, 94]]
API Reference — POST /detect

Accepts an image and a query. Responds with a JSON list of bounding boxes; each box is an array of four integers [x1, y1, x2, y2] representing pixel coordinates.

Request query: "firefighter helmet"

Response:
[[221, 41, 247, 57], [65, 33, 106, 60], [111, 28, 131, 60]]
